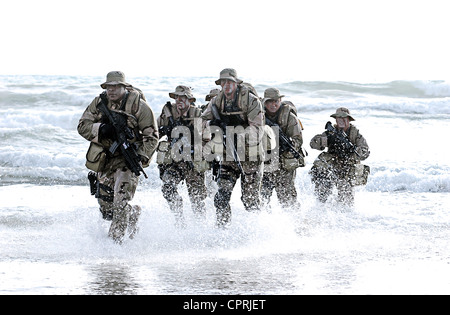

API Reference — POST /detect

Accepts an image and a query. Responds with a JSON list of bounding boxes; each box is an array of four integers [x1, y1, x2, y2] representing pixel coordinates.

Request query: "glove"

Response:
[[99, 123, 115, 140], [158, 125, 171, 137]]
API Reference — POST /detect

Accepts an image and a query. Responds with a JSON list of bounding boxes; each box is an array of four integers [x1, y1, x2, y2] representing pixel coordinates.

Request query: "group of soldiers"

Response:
[[78, 69, 370, 243]]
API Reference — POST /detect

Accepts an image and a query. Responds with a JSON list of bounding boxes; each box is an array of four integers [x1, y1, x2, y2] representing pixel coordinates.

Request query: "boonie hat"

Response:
[[205, 88, 221, 101], [330, 107, 355, 121], [100, 71, 131, 89], [215, 68, 244, 85], [262, 87, 285, 105], [169, 85, 196, 102]]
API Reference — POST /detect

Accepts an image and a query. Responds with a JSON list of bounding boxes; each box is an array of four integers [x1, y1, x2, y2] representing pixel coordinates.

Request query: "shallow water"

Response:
[[1, 184, 449, 295], [1, 75, 449, 294]]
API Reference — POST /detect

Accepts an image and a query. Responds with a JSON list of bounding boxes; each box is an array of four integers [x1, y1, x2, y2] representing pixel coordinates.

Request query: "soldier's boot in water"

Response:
[[108, 205, 130, 244]]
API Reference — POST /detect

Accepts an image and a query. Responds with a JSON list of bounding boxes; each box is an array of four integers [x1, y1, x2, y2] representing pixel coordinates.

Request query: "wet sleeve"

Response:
[[136, 101, 159, 162], [200, 102, 215, 141], [354, 131, 370, 161], [286, 112, 303, 150], [77, 97, 102, 144], [310, 132, 328, 151]]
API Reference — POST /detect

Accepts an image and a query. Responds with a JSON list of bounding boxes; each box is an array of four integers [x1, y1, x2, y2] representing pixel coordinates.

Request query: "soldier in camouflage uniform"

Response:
[[78, 71, 158, 243], [156, 86, 207, 228], [261, 88, 305, 210], [309, 107, 370, 205], [201, 68, 265, 227]]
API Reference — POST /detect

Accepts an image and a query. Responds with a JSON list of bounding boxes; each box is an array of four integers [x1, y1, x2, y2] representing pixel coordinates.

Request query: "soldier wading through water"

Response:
[[201, 68, 266, 227], [261, 88, 306, 211], [78, 71, 158, 243], [309, 107, 370, 206], [156, 86, 208, 228]]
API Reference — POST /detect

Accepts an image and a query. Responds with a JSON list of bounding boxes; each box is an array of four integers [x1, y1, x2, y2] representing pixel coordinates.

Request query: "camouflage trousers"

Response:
[[261, 167, 299, 210], [159, 162, 207, 227], [214, 160, 263, 227], [96, 167, 140, 243], [309, 163, 355, 206]]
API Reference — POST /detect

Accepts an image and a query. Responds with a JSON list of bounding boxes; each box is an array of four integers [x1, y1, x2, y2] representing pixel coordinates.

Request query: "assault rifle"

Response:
[[265, 118, 304, 159], [325, 121, 359, 159], [98, 93, 148, 178], [158, 102, 180, 138], [158, 102, 194, 169], [210, 103, 244, 175]]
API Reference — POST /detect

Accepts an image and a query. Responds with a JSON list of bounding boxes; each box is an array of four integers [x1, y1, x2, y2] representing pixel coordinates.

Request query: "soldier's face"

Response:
[[265, 99, 281, 114], [176, 95, 190, 112], [221, 79, 237, 97], [106, 84, 126, 102], [336, 117, 350, 130]]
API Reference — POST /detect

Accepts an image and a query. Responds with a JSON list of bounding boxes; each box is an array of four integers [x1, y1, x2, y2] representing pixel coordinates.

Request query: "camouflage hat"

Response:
[[169, 85, 196, 102], [262, 87, 285, 105], [215, 68, 244, 85], [205, 88, 221, 101], [330, 107, 355, 121], [100, 71, 131, 89]]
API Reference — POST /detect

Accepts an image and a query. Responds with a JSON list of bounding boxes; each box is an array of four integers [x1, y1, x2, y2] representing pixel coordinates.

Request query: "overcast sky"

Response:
[[2, 0, 449, 82]]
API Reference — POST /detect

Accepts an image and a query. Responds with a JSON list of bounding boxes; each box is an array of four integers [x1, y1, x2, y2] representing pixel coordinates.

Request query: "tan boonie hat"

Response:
[[215, 68, 244, 85], [100, 71, 131, 89], [205, 88, 221, 101], [169, 85, 196, 102], [262, 87, 285, 104], [330, 107, 355, 121]]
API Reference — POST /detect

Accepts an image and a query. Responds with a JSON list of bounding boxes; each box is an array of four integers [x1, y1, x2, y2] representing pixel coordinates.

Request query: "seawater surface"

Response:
[[0, 75, 449, 294]]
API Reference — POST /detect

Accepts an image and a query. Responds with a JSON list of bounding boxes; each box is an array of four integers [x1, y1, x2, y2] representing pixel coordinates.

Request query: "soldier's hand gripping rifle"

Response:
[[210, 103, 244, 175], [97, 92, 148, 178], [325, 121, 359, 159], [265, 118, 304, 159]]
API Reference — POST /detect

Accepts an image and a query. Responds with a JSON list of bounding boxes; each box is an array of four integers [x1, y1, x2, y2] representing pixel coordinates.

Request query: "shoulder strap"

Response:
[[122, 90, 141, 116]]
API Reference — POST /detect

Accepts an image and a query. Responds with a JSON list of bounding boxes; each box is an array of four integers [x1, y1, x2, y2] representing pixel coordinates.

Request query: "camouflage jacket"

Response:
[[265, 103, 303, 158], [201, 84, 265, 146], [77, 90, 159, 169], [310, 124, 370, 162]]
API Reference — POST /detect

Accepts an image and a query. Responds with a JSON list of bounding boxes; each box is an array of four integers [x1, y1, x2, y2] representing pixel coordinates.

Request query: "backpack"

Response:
[[126, 86, 146, 102], [278, 101, 304, 131]]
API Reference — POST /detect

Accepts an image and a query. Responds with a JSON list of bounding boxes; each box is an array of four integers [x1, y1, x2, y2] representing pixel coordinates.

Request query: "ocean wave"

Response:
[[366, 165, 450, 193], [277, 80, 450, 99], [0, 108, 83, 130], [1, 152, 448, 193], [3, 75, 450, 116]]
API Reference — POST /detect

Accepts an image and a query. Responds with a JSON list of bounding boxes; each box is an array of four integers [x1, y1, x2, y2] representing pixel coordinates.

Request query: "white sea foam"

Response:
[[2, 75, 450, 295]]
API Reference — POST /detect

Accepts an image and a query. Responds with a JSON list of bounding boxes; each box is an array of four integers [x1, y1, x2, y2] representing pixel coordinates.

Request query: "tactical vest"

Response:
[[164, 103, 202, 141], [333, 124, 359, 145], [213, 85, 256, 126], [267, 101, 302, 134], [99, 89, 141, 118], [163, 104, 201, 126]]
